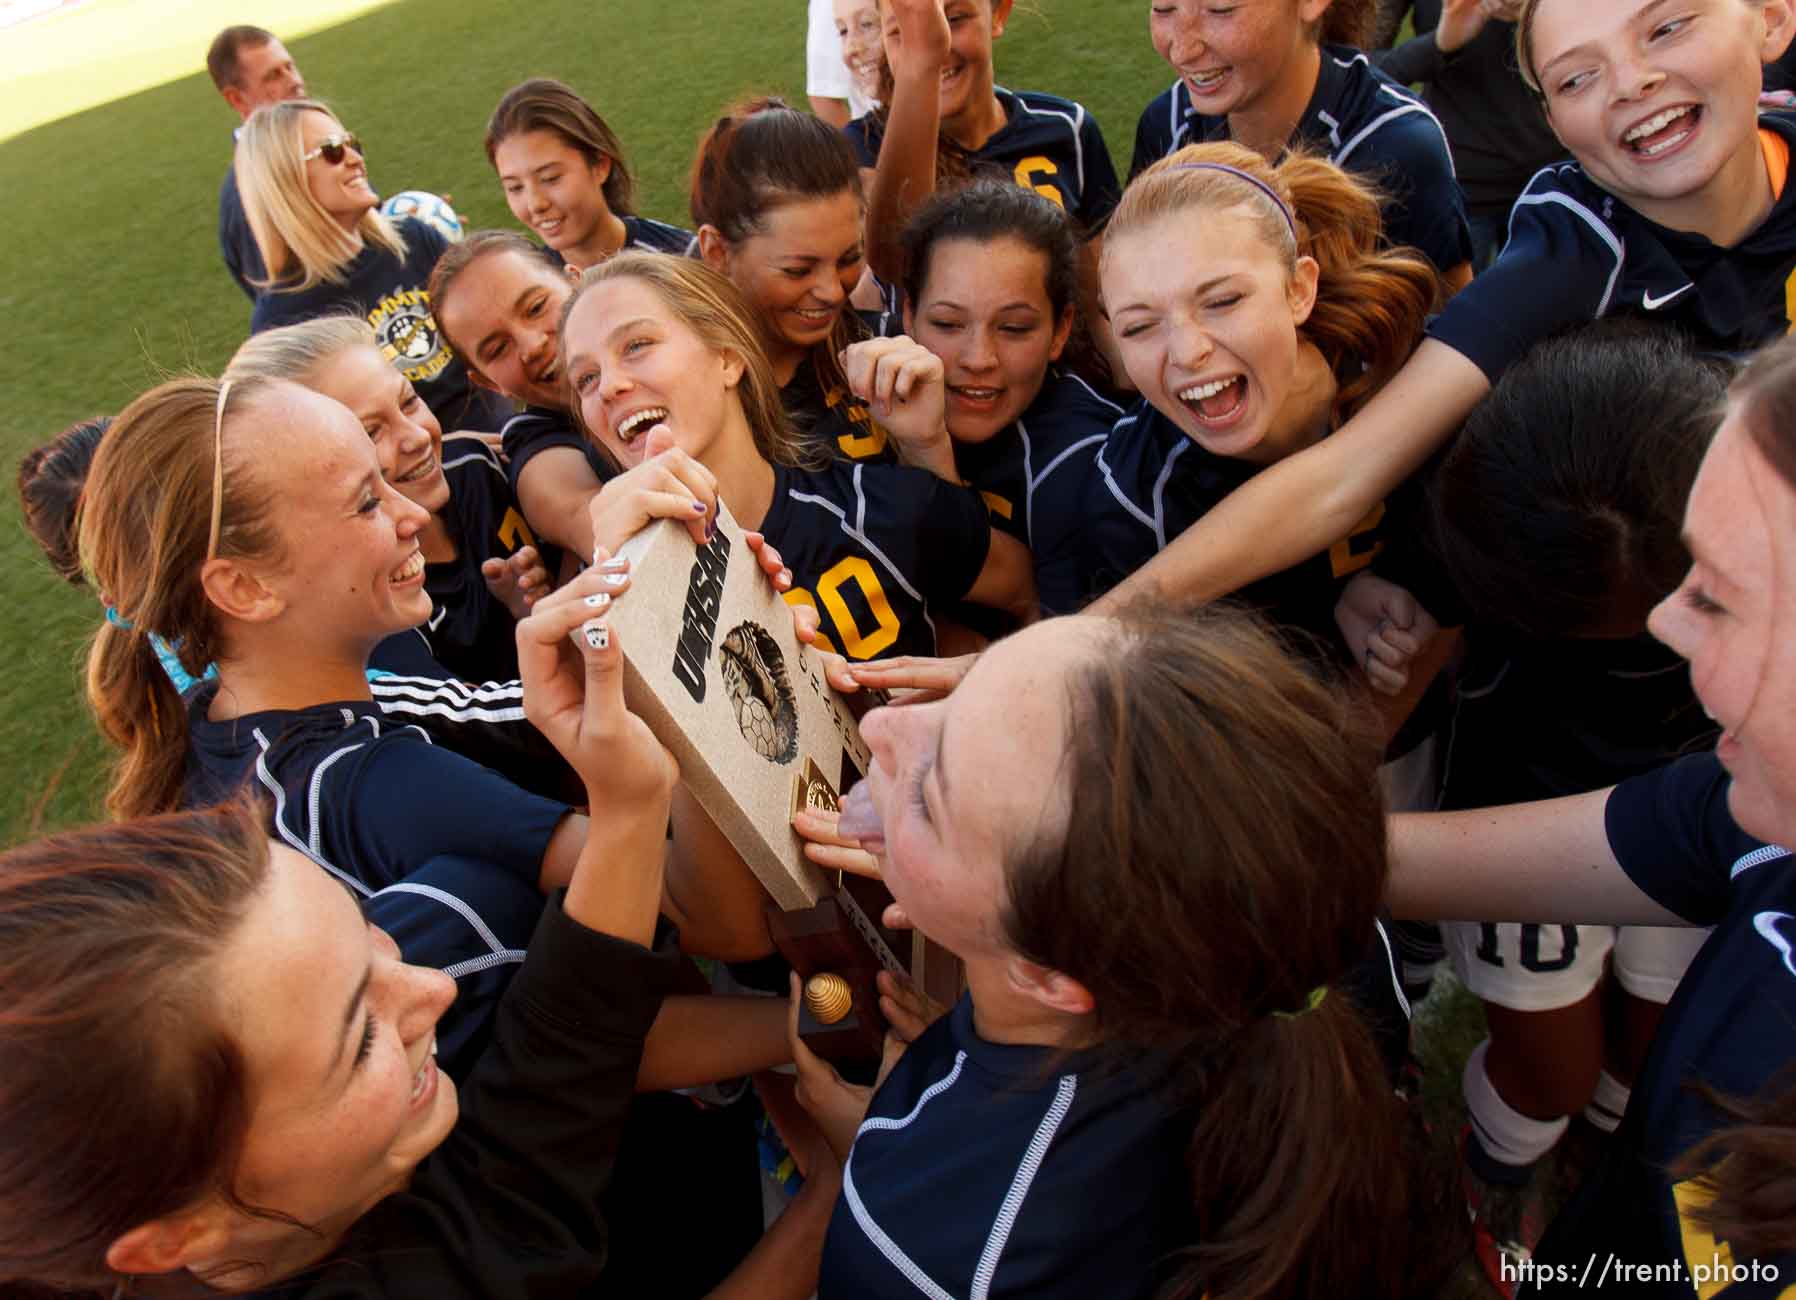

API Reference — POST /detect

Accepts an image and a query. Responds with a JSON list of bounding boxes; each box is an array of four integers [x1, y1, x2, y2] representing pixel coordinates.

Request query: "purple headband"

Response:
[[1163, 162, 1298, 243]]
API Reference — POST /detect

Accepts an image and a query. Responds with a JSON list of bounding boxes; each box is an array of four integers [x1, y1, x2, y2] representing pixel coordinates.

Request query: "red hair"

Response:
[[1106, 142, 1441, 421]]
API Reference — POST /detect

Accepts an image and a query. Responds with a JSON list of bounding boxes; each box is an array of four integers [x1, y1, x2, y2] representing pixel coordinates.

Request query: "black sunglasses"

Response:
[[302, 133, 364, 166]]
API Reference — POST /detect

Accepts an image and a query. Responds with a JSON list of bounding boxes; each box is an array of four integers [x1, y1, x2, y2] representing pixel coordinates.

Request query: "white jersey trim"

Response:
[[860, 1050, 965, 1135], [1509, 183, 1625, 318], [372, 674, 529, 724], [1166, 79, 1193, 153], [970, 1074, 1078, 1299], [377, 880, 529, 978], [1372, 916, 1412, 1022], [251, 725, 371, 897], [1732, 843, 1793, 880], [1334, 102, 1446, 172], [1024, 430, 1107, 551], [309, 738, 369, 864], [999, 85, 1087, 199], [788, 469, 943, 649], [787, 469, 928, 607], [843, 1050, 966, 1299]]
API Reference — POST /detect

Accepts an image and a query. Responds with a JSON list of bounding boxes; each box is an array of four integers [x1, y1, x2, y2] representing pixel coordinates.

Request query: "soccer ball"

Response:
[[380, 190, 464, 243]]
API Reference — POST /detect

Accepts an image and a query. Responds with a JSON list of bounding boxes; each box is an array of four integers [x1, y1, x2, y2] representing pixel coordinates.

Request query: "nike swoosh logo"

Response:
[[428, 606, 448, 630], [1642, 284, 1693, 310]]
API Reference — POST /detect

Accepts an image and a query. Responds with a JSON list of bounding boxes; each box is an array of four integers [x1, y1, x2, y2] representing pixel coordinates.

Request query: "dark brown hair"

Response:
[[1107, 141, 1440, 422], [484, 78, 636, 216], [427, 228, 564, 364], [206, 24, 276, 92], [18, 416, 110, 587], [1430, 323, 1722, 638], [1003, 603, 1438, 1299], [688, 95, 872, 420], [1665, 331, 1796, 1259], [0, 801, 269, 1293], [79, 378, 285, 820], [1318, 0, 1376, 49], [899, 178, 1110, 388]]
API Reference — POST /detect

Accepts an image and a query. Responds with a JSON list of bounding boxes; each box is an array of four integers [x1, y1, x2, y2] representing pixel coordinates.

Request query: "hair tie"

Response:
[[1164, 162, 1298, 243], [1273, 986, 1328, 1020], [206, 380, 232, 563], [104, 606, 133, 630]]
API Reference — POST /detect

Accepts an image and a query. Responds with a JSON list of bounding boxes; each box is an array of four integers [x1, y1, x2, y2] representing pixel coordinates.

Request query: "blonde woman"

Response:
[[236, 99, 509, 431]]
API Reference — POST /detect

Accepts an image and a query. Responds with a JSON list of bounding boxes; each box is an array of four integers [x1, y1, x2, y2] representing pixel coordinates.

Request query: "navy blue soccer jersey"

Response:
[[783, 355, 897, 465], [424, 433, 554, 684], [950, 369, 1120, 613], [819, 995, 1192, 1300], [362, 635, 580, 803], [1437, 631, 1716, 812], [1430, 116, 1796, 383], [181, 686, 571, 1079], [762, 459, 992, 661], [621, 215, 699, 256], [846, 87, 1122, 234], [541, 215, 698, 269], [1134, 48, 1472, 274], [1527, 755, 1796, 1296], [499, 403, 615, 500], [1077, 400, 1395, 646], [858, 274, 905, 341], [250, 217, 512, 434]]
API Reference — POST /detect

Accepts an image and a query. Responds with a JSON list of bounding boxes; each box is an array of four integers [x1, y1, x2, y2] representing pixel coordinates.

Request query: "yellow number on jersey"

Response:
[[1784, 261, 1796, 334], [824, 383, 890, 459], [1013, 156, 1065, 209], [1328, 501, 1386, 579], [1673, 1176, 1796, 1299], [497, 507, 538, 553], [787, 557, 900, 660]]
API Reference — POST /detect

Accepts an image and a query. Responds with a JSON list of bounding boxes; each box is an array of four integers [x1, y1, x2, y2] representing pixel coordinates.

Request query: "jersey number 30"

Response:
[[783, 556, 900, 660]]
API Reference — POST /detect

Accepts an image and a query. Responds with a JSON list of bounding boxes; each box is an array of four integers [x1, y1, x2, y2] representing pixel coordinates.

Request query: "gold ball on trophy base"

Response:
[[804, 972, 854, 1025]]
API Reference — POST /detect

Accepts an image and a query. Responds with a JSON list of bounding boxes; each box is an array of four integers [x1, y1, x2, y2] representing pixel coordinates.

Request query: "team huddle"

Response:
[[7, 0, 1796, 1296]]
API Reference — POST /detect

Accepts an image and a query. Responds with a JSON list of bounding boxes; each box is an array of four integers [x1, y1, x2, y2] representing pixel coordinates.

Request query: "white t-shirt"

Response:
[[806, 0, 853, 100]]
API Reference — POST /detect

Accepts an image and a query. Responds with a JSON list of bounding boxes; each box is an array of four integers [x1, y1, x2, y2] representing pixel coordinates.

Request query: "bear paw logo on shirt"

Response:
[[368, 289, 452, 384]]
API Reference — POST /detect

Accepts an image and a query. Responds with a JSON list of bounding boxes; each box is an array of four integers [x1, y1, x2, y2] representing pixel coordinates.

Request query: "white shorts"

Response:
[[1444, 921, 1710, 1011]]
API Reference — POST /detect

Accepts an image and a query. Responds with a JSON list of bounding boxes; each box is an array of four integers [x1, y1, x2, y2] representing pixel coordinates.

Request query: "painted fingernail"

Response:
[[691, 499, 708, 514], [575, 618, 610, 651], [583, 592, 610, 610], [603, 572, 629, 587], [600, 555, 629, 572]]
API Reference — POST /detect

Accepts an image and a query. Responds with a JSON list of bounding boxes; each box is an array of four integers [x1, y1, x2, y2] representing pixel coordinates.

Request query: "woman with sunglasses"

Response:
[[236, 100, 510, 433]]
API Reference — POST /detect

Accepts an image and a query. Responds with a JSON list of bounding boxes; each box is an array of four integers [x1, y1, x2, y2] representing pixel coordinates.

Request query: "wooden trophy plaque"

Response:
[[606, 506, 954, 1061]]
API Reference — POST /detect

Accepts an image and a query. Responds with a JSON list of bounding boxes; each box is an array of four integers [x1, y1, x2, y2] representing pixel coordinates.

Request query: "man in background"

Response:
[[207, 25, 306, 299]]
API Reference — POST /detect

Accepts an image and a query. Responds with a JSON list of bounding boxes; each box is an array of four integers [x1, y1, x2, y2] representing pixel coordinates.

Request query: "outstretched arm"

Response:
[[863, 0, 951, 282], [638, 993, 791, 1091], [1387, 791, 1684, 927], [1092, 339, 1489, 612]]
